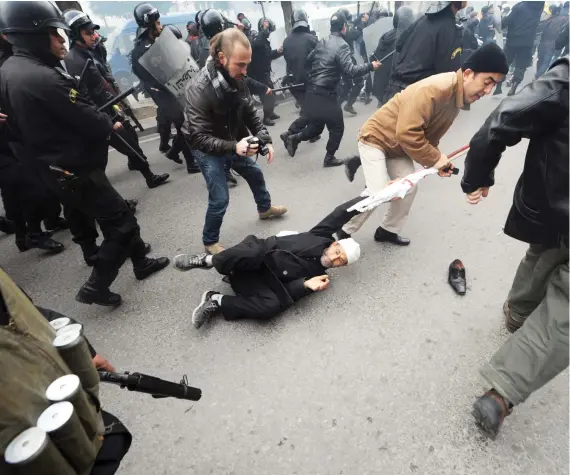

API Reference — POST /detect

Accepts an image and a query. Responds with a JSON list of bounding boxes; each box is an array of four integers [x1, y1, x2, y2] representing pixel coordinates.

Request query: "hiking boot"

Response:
[[173, 252, 211, 272], [472, 389, 513, 440], [205, 243, 225, 255], [192, 291, 221, 329], [146, 173, 170, 189], [76, 285, 122, 307], [344, 155, 361, 182], [323, 153, 344, 168], [259, 205, 288, 220], [343, 104, 357, 115]]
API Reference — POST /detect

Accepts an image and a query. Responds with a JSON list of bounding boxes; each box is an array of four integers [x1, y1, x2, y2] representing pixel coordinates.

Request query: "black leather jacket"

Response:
[[283, 27, 318, 88], [462, 57, 569, 247], [307, 32, 372, 94], [183, 59, 269, 156], [249, 29, 283, 80]]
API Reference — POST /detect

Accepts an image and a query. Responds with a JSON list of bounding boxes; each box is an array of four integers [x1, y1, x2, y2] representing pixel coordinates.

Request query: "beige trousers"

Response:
[[342, 141, 418, 235]]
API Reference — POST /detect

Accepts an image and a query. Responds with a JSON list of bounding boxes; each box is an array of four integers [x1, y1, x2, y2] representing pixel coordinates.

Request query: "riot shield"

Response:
[[362, 16, 394, 61], [137, 27, 200, 105]]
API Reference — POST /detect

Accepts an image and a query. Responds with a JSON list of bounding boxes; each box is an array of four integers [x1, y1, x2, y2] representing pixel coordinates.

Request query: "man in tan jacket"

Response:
[[340, 43, 508, 245]]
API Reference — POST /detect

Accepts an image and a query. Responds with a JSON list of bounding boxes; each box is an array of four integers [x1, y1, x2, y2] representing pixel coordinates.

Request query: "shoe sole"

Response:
[[192, 291, 211, 328], [472, 401, 498, 440], [172, 254, 210, 272], [75, 294, 122, 308]]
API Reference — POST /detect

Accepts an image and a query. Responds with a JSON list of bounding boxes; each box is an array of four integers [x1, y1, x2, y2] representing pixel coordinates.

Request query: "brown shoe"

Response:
[[504, 301, 524, 333], [205, 243, 225, 255], [259, 205, 288, 220]]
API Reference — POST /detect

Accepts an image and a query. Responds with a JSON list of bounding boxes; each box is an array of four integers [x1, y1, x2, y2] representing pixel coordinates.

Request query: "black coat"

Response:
[[183, 59, 268, 155], [213, 196, 362, 310], [307, 32, 372, 94], [64, 46, 115, 108], [503, 1, 545, 48], [371, 28, 396, 101], [462, 57, 569, 247], [539, 14, 569, 49], [0, 50, 112, 174], [283, 27, 319, 89], [391, 9, 463, 86], [249, 29, 282, 80]]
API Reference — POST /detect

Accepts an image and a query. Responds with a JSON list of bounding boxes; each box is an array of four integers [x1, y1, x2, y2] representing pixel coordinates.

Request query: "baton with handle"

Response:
[[271, 83, 305, 93]]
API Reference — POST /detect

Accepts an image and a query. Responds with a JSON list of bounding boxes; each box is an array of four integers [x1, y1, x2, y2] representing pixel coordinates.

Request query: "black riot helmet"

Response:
[[201, 9, 225, 39], [337, 7, 352, 22], [292, 9, 309, 30], [63, 9, 100, 44], [330, 12, 347, 33], [425, 1, 464, 15], [0, 1, 70, 62], [258, 17, 276, 33], [133, 3, 160, 38], [164, 24, 182, 39]]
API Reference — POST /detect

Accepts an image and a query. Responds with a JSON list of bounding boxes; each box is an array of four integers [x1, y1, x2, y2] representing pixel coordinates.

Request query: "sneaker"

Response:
[[173, 253, 210, 271], [259, 205, 288, 220], [192, 290, 220, 329], [205, 243, 225, 255]]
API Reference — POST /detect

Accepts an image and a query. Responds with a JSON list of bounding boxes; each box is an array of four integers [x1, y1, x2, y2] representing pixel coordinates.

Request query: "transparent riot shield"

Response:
[[363, 17, 394, 61], [137, 27, 200, 105]]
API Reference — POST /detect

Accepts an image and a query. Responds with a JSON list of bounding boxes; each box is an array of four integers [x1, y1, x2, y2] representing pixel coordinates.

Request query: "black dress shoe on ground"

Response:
[[76, 285, 122, 307], [186, 164, 201, 174], [448, 259, 466, 295], [165, 148, 183, 164], [309, 135, 321, 143], [20, 234, 65, 254], [323, 153, 344, 168], [269, 112, 280, 120], [226, 172, 238, 188], [146, 173, 170, 188], [0, 217, 15, 234], [263, 118, 275, 126], [44, 217, 68, 233], [374, 226, 410, 246], [343, 104, 357, 115], [192, 290, 221, 329], [472, 389, 512, 440], [344, 155, 361, 182], [133, 257, 170, 280], [173, 252, 210, 271]]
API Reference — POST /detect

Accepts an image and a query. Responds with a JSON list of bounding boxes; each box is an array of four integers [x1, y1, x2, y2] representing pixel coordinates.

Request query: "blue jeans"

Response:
[[193, 150, 271, 245]]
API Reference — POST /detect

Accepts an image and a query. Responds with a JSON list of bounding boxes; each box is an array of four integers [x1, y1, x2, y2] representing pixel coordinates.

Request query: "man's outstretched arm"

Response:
[[309, 196, 365, 239]]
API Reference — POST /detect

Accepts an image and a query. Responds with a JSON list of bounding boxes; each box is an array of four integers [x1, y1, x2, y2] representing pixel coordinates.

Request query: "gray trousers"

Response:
[[481, 244, 569, 405]]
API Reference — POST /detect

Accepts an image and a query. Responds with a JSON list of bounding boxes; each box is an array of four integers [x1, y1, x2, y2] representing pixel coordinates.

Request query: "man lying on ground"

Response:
[[172, 198, 364, 328]]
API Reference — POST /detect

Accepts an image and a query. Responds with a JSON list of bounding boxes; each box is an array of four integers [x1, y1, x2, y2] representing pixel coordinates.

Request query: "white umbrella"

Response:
[[347, 145, 470, 213]]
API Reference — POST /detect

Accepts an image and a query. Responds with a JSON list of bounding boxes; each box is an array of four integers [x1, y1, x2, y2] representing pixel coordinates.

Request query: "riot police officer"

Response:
[[383, 1, 466, 103], [63, 9, 169, 189], [0, 1, 169, 307], [249, 17, 283, 126], [284, 12, 380, 166], [280, 9, 320, 149], [131, 2, 200, 174]]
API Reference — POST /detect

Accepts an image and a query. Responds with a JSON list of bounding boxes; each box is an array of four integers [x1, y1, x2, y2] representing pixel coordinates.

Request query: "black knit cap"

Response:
[[461, 43, 509, 75], [330, 12, 347, 32]]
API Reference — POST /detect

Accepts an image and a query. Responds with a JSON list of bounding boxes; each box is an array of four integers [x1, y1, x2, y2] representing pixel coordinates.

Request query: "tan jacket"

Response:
[[359, 70, 466, 168]]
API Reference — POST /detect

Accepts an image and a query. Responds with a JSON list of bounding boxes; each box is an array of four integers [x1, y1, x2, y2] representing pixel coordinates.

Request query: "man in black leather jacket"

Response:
[[63, 9, 169, 188], [0, 1, 169, 307], [284, 12, 380, 167], [464, 57, 569, 440], [183, 28, 287, 256]]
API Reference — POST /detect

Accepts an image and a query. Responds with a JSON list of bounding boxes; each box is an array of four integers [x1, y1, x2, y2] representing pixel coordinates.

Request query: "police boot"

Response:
[[76, 283, 122, 307], [285, 133, 303, 158], [158, 125, 171, 153], [165, 147, 183, 164], [343, 103, 358, 115], [81, 242, 100, 267], [279, 131, 290, 148], [24, 232, 65, 254], [133, 257, 170, 280], [323, 153, 344, 168], [0, 216, 15, 234], [507, 82, 519, 96]]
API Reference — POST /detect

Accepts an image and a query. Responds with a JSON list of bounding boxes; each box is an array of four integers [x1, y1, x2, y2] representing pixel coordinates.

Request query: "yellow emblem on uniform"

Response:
[[69, 88, 79, 104], [451, 47, 462, 60]]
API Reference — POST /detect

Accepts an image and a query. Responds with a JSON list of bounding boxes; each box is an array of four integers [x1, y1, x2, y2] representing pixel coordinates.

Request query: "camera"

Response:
[[247, 131, 271, 156]]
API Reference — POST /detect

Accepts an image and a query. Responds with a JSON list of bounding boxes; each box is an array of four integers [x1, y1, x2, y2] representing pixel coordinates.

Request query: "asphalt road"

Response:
[[1, 80, 567, 475]]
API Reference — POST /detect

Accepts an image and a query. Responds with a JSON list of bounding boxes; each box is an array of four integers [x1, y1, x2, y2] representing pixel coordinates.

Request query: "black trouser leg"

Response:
[[257, 74, 275, 119], [287, 90, 310, 135], [172, 116, 196, 168], [156, 107, 172, 151], [110, 124, 153, 180], [297, 91, 327, 143], [212, 235, 266, 275], [346, 75, 364, 107], [512, 45, 533, 84], [339, 75, 351, 104]]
